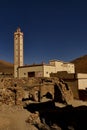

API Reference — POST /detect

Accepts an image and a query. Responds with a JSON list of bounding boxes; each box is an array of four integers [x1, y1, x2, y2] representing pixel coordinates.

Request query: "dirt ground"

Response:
[[0, 100, 87, 130], [0, 105, 38, 130]]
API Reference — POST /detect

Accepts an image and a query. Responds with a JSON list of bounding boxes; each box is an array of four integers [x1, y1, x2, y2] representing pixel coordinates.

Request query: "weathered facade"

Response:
[[49, 60, 75, 73], [51, 71, 87, 100], [50, 71, 79, 99], [18, 60, 75, 78]]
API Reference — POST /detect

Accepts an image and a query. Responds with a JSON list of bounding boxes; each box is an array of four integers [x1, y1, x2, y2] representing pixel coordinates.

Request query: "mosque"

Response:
[[14, 28, 87, 90], [14, 27, 87, 91], [14, 28, 75, 78]]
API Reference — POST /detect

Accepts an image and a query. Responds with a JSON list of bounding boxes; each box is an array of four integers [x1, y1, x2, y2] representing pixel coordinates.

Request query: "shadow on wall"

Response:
[[79, 89, 87, 101], [54, 84, 64, 103], [42, 92, 53, 99]]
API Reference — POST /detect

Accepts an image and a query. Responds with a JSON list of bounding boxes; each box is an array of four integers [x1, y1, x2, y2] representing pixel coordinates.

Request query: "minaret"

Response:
[[14, 28, 24, 77]]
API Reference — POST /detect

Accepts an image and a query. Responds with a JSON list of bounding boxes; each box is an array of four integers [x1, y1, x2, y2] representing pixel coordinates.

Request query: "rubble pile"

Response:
[[0, 77, 87, 130], [26, 112, 40, 125], [0, 78, 26, 105], [0, 77, 74, 106]]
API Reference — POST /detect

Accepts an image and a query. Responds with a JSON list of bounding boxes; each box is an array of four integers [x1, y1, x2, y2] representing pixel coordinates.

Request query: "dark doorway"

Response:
[[28, 72, 35, 77], [54, 84, 63, 102]]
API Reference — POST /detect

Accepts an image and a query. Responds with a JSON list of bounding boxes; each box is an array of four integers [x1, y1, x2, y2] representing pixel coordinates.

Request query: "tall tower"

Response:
[[14, 28, 24, 77]]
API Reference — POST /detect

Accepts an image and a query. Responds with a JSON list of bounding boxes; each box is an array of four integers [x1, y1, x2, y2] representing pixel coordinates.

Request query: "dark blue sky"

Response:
[[0, 0, 87, 64]]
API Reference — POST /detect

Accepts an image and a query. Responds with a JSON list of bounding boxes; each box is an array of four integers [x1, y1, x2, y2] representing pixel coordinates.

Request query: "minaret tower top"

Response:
[[17, 27, 21, 32], [14, 27, 23, 36]]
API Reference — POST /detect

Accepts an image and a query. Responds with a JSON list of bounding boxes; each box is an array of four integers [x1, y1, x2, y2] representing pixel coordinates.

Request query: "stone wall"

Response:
[[50, 72, 79, 99], [0, 77, 74, 106]]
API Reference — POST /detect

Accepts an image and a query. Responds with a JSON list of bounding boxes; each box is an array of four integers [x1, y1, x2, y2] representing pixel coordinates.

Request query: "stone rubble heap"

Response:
[[0, 77, 74, 106]]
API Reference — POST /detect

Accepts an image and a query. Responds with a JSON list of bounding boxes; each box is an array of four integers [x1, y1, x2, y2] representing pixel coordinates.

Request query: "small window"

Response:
[[46, 72, 48, 74], [24, 73, 26, 75]]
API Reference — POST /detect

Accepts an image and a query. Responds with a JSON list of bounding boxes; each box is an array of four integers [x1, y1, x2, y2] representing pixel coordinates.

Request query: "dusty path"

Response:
[[0, 105, 38, 130]]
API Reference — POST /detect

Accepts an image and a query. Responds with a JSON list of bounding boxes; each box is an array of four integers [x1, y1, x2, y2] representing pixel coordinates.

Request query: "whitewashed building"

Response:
[[76, 73, 87, 90], [17, 60, 75, 78]]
